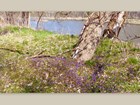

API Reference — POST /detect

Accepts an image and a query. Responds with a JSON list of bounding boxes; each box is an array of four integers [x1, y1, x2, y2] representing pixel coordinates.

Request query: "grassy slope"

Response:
[[0, 26, 139, 93]]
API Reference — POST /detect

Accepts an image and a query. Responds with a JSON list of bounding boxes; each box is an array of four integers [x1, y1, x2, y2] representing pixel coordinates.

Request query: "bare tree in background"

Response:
[[0, 16, 5, 27], [3, 12, 30, 27], [5, 12, 15, 25], [73, 11, 127, 62], [36, 12, 44, 29], [21, 12, 30, 27], [54, 11, 72, 19]]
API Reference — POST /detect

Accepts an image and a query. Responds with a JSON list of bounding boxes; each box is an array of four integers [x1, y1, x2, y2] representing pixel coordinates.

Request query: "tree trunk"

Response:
[[21, 12, 30, 27], [73, 11, 127, 62], [36, 12, 44, 29], [5, 12, 15, 25], [4, 12, 30, 27]]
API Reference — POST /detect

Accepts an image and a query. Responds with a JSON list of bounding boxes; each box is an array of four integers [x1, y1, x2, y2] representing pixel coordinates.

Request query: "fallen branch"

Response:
[[29, 49, 75, 59], [30, 55, 56, 59], [57, 49, 75, 56], [37, 49, 47, 55], [0, 48, 24, 54]]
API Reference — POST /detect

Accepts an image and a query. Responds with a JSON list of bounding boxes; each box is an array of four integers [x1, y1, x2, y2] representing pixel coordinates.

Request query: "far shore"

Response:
[[31, 17, 140, 24], [31, 17, 87, 21], [126, 19, 140, 24]]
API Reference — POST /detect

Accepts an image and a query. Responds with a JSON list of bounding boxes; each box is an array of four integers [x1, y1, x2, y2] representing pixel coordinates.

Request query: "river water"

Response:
[[30, 20, 140, 43]]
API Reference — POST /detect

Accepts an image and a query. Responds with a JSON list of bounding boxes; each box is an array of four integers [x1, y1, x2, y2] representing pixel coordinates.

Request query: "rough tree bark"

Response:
[[73, 11, 127, 62]]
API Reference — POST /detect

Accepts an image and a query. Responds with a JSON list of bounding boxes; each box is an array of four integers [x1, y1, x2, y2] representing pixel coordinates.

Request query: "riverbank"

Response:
[[31, 17, 87, 21], [126, 19, 140, 24]]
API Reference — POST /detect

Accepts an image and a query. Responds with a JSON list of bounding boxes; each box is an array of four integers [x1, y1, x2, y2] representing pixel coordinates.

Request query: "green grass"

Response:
[[0, 26, 78, 56], [127, 57, 139, 65]]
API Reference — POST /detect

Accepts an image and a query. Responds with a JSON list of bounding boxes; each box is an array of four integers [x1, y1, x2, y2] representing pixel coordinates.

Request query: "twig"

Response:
[[57, 49, 75, 56], [37, 49, 47, 55], [30, 55, 56, 59]]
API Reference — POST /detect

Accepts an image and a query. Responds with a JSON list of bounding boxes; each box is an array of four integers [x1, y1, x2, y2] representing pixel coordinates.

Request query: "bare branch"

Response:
[[0, 48, 24, 54], [36, 12, 44, 29], [127, 34, 140, 41]]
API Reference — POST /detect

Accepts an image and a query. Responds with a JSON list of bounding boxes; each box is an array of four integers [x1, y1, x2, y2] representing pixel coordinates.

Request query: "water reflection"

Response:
[[119, 23, 140, 43], [30, 20, 85, 35], [30, 20, 140, 43]]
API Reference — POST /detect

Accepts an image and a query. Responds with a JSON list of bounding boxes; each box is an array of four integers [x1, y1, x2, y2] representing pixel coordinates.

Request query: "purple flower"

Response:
[[92, 73, 96, 82], [76, 77, 82, 86]]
